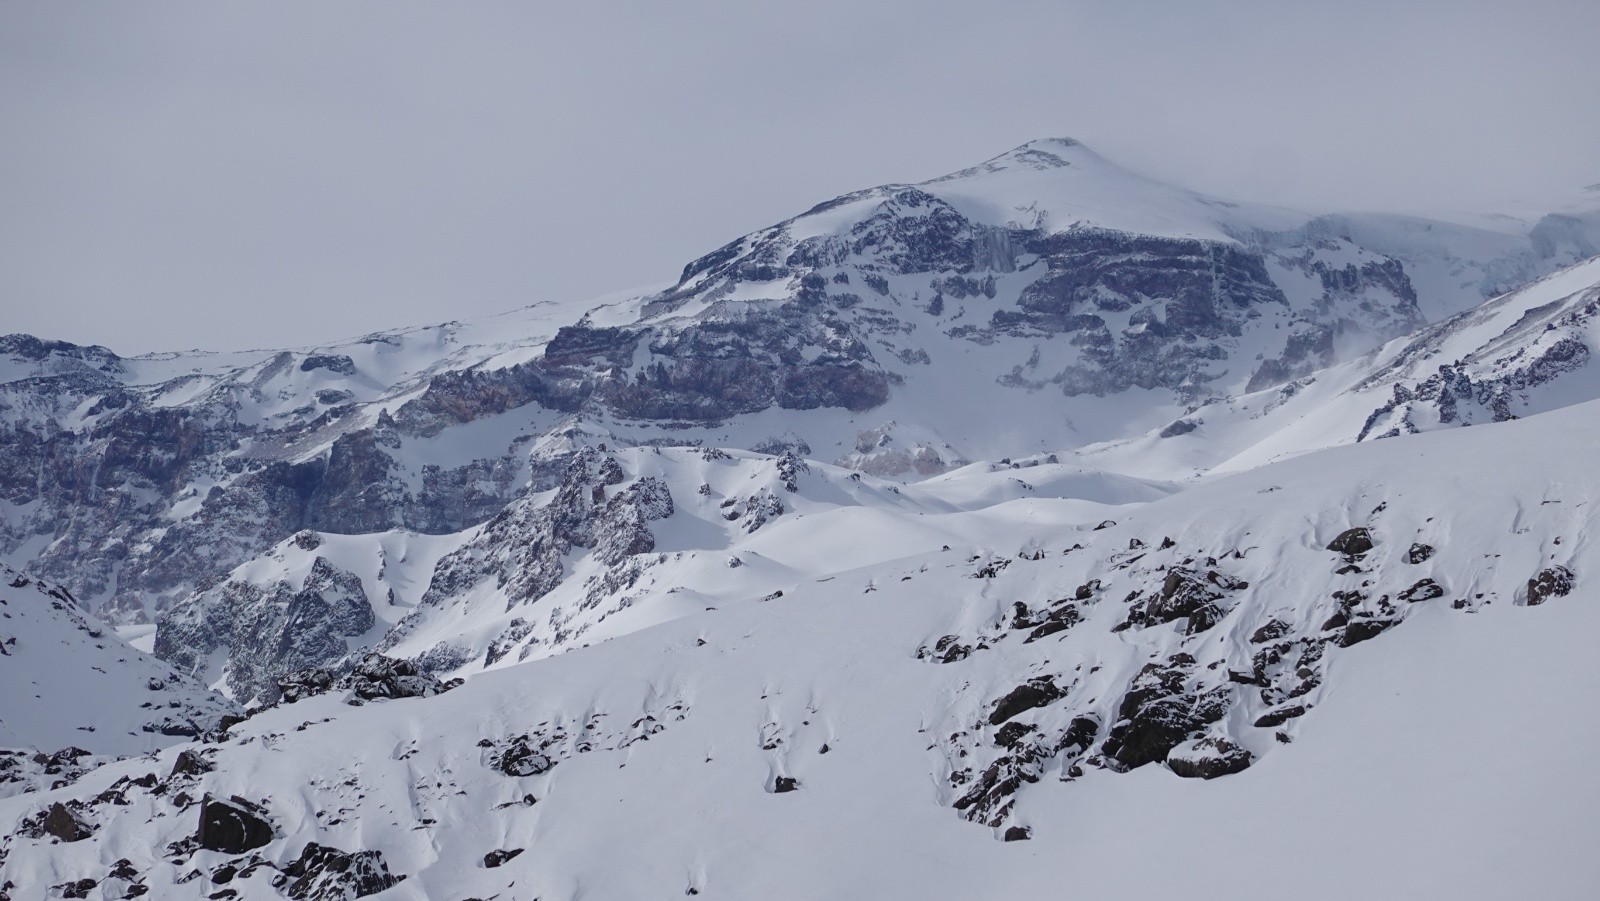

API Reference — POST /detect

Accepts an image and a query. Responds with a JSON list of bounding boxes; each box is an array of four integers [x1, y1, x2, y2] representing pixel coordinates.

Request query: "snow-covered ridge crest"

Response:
[[1087, 254, 1600, 479]]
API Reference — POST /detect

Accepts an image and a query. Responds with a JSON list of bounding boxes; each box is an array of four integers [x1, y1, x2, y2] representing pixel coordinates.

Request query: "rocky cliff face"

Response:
[[380, 447, 676, 669], [155, 553, 377, 704]]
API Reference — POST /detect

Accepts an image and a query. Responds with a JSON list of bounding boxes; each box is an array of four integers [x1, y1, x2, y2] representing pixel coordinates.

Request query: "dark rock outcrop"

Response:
[[42, 801, 94, 842], [483, 848, 523, 869], [1398, 578, 1445, 603], [276, 667, 336, 704], [1166, 736, 1253, 779], [196, 795, 273, 854], [988, 678, 1065, 726], [339, 653, 445, 701], [170, 750, 213, 778], [1326, 528, 1374, 556], [278, 842, 402, 900], [1102, 655, 1230, 770], [1525, 566, 1575, 606], [1405, 543, 1435, 564]]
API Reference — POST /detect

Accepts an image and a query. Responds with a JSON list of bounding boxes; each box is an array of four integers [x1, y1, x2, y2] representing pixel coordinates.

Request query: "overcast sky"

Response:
[[4, 1, 1597, 354]]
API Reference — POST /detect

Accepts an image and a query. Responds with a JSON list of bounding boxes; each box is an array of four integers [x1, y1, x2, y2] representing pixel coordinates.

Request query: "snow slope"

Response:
[[2, 393, 1593, 899], [0, 565, 236, 761]]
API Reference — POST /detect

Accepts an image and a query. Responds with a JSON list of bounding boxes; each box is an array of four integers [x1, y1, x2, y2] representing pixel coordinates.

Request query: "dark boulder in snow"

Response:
[[196, 795, 274, 854], [1525, 566, 1575, 606], [1405, 542, 1435, 564], [1398, 578, 1445, 603], [917, 634, 973, 663], [1337, 616, 1398, 647], [1253, 704, 1309, 728], [772, 776, 801, 793], [1326, 527, 1374, 556], [1166, 736, 1253, 779], [53, 878, 97, 899], [42, 801, 94, 842], [276, 667, 335, 704], [170, 749, 213, 778], [483, 848, 524, 868], [1158, 418, 1199, 438], [493, 736, 556, 777]]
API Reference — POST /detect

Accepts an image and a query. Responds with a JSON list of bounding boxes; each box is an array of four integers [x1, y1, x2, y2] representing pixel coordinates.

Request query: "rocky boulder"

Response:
[[196, 795, 273, 854], [1166, 736, 1254, 779]]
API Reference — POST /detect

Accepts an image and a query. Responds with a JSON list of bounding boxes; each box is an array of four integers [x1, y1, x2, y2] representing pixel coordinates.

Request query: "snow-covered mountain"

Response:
[[2, 387, 1594, 899], [4, 139, 1596, 630], [2, 138, 1599, 900]]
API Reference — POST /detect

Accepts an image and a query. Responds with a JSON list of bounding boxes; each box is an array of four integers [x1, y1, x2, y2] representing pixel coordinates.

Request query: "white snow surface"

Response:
[[2, 393, 1596, 898], [0, 565, 235, 757]]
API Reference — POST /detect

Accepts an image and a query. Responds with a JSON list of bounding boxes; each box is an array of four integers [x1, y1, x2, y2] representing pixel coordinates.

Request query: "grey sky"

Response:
[[3, 1, 1597, 354]]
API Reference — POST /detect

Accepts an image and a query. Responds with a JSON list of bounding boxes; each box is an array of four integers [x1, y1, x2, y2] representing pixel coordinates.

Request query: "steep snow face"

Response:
[[0, 565, 237, 765], [1, 400, 1594, 899]]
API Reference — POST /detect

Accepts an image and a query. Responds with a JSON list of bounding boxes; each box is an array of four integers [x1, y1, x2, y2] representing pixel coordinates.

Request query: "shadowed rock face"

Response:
[[380, 448, 675, 668], [156, 556, 376, 704]]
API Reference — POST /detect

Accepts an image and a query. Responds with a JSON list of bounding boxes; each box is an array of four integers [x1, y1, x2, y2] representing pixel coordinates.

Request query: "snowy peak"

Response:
[[4, 137, 1599, 635], [912, 136, 1297, 241], [931, 137, 1089, 178]]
